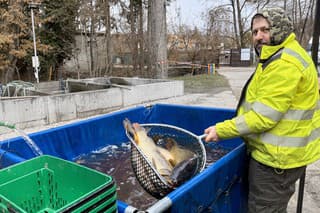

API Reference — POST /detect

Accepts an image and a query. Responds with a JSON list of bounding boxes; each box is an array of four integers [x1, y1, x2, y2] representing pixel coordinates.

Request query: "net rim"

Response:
[[140, 123, 207, 172], [126, 123, 207, 176]]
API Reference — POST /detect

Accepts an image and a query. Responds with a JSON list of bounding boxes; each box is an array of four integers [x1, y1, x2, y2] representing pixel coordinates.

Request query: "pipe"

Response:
[[146, 197, 172, 213], [0, 121, 15, 129]]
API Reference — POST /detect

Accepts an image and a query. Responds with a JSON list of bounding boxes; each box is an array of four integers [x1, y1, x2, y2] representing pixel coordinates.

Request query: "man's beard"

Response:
[[254, 40, 269, 56]]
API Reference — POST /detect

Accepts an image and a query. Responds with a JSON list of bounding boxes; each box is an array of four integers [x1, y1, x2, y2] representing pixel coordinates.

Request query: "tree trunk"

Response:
[[146, 0, 152, 77], [130, 0, 138, 75], [138, 0, 144, 76], [311, 0, 320, 66], [284, 0, 287, 11], [298, 0, 314, 43], [104, 0, 112, 76], [148, 0, 168, 79], [88, 0, 97, 77], [236, 0, 244, 48], [230, 0, 240, 49]]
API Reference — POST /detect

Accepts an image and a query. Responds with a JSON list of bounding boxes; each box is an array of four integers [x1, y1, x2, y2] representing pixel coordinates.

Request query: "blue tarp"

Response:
[[0, 103, 248, 212]]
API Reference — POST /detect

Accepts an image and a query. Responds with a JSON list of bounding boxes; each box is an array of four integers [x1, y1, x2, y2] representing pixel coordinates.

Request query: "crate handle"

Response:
[[0, 203, 8, 211]]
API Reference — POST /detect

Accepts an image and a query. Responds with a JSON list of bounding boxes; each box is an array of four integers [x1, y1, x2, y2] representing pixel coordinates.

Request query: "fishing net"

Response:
[[125, 123, 206, 199]]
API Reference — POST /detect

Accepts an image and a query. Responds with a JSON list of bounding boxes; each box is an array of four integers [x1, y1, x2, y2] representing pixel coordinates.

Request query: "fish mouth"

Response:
[[132, 123, 140, 130]]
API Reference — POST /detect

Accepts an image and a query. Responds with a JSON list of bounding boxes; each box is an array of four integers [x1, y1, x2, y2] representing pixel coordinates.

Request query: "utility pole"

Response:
[[29, 2, 41, 83], [311, 0, 320, 68]]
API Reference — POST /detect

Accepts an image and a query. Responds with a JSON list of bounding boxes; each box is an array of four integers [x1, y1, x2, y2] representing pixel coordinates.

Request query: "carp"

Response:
[[123, 119, 173, 177], [170, 156, 198, 186], [123, 119, 200, 187], [164, 138, 196, 167]]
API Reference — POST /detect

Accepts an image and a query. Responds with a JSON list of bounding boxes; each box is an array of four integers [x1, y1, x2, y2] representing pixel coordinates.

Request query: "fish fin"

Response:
[[151, 157, 157, 169], [158, 168, 172, 177], [166, 178, 174, 187], [123, 118, 135, 135], [165, 138, 178, 150], [144, 127, 151, 134], [173, 146, 195, 164], [157, 147, 174, 162], [169, 159, 176, 167], [133, 134, 140, 145]]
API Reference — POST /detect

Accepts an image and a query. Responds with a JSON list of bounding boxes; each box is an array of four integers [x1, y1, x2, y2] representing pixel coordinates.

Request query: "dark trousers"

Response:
[[248, 157, 306, 213]]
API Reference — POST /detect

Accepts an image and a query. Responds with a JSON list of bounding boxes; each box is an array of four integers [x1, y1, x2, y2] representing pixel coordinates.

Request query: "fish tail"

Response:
[[123, 118, 140, 144], [123, 118, 134, 133]]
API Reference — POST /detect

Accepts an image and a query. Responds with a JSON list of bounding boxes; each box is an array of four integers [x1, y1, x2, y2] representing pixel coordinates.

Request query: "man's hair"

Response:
[[251, 7, 294, 45]]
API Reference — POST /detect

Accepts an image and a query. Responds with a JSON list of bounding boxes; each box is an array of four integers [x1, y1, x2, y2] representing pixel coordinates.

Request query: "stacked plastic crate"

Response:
[[0, 155, 117, 213]]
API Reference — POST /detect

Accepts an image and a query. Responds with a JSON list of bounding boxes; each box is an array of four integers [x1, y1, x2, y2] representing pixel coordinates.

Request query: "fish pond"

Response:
[[74, 142, 231, 210]]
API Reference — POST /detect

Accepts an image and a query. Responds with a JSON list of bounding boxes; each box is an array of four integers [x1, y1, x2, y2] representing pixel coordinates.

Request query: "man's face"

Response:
[[252, 16, 271, 54]]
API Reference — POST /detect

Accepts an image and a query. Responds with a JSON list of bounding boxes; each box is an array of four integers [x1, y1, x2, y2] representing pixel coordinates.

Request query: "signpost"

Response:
[[29, 2, 41, 83]]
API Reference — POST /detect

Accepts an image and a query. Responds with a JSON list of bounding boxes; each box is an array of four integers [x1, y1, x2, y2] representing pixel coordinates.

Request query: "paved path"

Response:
[[218, 67, 254, 100]]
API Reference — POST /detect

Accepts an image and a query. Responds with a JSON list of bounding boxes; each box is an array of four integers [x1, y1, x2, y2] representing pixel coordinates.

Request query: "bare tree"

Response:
[[230, 0, 241, 48], [138, 0, 145, 76], [288, 0, 315, 47], [147, 0, 168, 78], [209, 0, 314, 49], [78, 0, 96, 77], [78, 0, 119, 77], [203, 6, 234, 64], [100, 0, 114, 76], [129, 0, 138, 74], [231, 0, 273, 48]]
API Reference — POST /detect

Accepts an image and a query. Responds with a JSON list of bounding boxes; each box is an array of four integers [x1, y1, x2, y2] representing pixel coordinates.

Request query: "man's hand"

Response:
[[204, 126, 220, 142]]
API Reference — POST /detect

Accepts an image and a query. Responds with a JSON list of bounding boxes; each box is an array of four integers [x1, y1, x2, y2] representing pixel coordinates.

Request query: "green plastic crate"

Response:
[[0, 155, 117, 213]]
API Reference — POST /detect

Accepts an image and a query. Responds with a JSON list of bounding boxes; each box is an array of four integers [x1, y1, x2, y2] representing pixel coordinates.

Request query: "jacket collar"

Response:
[[259, 33, 296, 60]]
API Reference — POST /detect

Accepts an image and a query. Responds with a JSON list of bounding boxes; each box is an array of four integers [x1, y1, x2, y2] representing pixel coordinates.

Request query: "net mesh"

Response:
[[126, 123, 206, 199]]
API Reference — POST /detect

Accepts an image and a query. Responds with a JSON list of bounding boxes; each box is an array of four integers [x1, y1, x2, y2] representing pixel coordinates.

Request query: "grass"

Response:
[[170, 73, 230, 94]]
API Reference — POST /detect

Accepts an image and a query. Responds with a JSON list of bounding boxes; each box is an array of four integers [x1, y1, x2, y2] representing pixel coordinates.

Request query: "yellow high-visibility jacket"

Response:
[[216, 33, 320, 169]]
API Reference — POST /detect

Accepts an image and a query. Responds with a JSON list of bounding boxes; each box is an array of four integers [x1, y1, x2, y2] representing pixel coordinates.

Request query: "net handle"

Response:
[[198, 134, 207, 141]]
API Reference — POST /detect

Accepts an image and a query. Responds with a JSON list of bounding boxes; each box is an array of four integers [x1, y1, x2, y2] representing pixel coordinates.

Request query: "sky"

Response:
[[167, 0, 213, 30]]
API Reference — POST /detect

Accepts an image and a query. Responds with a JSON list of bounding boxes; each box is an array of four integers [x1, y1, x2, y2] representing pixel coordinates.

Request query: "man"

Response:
[[204, 8, 320, 213]]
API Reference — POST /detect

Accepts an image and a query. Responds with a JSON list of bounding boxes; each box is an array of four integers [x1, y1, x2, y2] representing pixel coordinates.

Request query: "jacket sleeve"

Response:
[[216, 60, 302, 139]]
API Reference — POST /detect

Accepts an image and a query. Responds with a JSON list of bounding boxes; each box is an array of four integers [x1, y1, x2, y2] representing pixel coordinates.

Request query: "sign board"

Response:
[[241, 48, 251, 61], [32, 56, 39, 68]]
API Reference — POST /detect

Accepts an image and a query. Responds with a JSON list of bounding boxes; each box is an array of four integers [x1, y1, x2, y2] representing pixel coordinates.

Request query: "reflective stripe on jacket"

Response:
[[216, 33, 320, 169]]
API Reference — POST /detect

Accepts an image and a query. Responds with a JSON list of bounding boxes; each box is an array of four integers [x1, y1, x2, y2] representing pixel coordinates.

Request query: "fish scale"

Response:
[[124, 119, 198, 182], [130, 122, 173, 178]]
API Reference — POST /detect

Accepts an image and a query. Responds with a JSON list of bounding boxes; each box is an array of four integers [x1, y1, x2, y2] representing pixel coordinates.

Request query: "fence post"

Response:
[[207, 64, 216, 75]]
